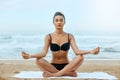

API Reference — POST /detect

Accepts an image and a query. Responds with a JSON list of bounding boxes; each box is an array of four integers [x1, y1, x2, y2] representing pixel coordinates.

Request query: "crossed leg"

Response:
[[36, 58, 76, 76], [36, 55, 83, 77]]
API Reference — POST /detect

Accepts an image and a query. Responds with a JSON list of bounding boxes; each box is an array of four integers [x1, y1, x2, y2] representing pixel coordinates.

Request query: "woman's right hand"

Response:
[[22, 51, 30, 59]]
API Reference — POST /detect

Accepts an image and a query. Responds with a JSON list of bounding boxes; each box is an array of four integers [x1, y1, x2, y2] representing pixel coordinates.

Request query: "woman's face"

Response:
[[53, 15, 65, 29]]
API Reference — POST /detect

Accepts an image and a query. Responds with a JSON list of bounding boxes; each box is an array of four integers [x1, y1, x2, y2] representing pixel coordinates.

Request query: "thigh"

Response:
[[36, 58, 58, 73], [68, 55, 83, 71]]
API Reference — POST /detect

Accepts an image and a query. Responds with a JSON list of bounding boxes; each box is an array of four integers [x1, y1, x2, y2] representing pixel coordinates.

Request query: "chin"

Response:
[[56, 27, 63, 29]]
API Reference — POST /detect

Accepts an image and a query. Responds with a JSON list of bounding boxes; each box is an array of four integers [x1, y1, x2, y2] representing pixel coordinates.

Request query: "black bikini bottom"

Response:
[[51, 63, 68, 70]]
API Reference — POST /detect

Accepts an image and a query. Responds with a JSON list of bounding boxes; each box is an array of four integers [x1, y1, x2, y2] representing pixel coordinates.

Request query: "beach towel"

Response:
[[14, 71, 117, 79]]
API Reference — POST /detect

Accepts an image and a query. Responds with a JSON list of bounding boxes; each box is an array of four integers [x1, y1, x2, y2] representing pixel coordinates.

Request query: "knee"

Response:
[[36, 58, 44, 65], [77, 55, 84, 62]]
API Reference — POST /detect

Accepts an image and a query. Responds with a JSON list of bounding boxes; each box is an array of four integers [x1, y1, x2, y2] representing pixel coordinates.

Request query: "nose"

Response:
[[57, 21, 61, 24]]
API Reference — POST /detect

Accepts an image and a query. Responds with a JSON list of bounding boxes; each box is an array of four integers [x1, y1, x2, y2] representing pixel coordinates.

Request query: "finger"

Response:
[[22, 53, 26, 56], [22, 53, 25, 56], [22, 52, 25, 54], [97, 47, 100, 51]]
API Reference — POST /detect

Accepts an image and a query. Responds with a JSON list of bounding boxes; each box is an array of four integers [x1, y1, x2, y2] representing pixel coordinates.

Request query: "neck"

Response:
[[55, 29, 64, 34]]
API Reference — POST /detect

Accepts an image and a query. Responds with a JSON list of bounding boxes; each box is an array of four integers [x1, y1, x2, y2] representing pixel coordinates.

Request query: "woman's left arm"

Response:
[[69, 34, 100, 55]]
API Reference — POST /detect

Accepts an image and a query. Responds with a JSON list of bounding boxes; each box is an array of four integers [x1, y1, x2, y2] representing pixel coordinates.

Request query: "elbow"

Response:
[[42, 54, 46, 57], [76, 52, 81, 55], [40, 51, 47, 58], [41, 53, 46, 58], [75, 50, 83, 55], [75, 50, 82, 55]]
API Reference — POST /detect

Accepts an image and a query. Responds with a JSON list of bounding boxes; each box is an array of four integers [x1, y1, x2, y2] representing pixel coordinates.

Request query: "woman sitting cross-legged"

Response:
[[22, 11, 100, 77]]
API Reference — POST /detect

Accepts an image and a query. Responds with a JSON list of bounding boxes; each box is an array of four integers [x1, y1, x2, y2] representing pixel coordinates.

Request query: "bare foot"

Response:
[[42, 71, 77, 77], [43, 71, 55, 77], [64, 71, 77, 77]]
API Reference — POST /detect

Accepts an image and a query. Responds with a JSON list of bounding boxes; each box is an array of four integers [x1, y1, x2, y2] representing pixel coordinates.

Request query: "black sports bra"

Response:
[[49, 34, 70, 51]]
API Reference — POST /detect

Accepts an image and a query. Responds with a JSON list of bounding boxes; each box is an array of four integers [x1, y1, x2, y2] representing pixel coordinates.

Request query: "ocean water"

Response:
[[0, 34, 120, 60]]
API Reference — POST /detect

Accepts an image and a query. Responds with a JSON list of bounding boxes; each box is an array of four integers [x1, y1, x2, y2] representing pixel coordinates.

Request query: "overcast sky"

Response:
[[0, 0, 120, 36]]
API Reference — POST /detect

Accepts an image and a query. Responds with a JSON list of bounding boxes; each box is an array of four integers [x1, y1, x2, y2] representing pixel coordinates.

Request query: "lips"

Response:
[[58, 25, 61, 27]]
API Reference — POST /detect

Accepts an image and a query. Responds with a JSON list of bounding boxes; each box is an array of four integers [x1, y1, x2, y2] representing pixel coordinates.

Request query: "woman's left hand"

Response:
[[91, 47, 100, 55]]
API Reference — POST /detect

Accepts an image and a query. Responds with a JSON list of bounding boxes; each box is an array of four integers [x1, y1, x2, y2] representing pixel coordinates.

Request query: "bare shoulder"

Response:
[[68, 33, 75, 40], [44, 34, 51, 41]]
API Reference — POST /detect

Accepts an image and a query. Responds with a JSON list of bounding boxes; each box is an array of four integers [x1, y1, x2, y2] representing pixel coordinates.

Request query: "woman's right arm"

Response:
[[22, 34, 50, 59]]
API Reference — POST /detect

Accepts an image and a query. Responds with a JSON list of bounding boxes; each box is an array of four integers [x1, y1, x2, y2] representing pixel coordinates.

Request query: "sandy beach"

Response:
[[0, 59, 119, 80]]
